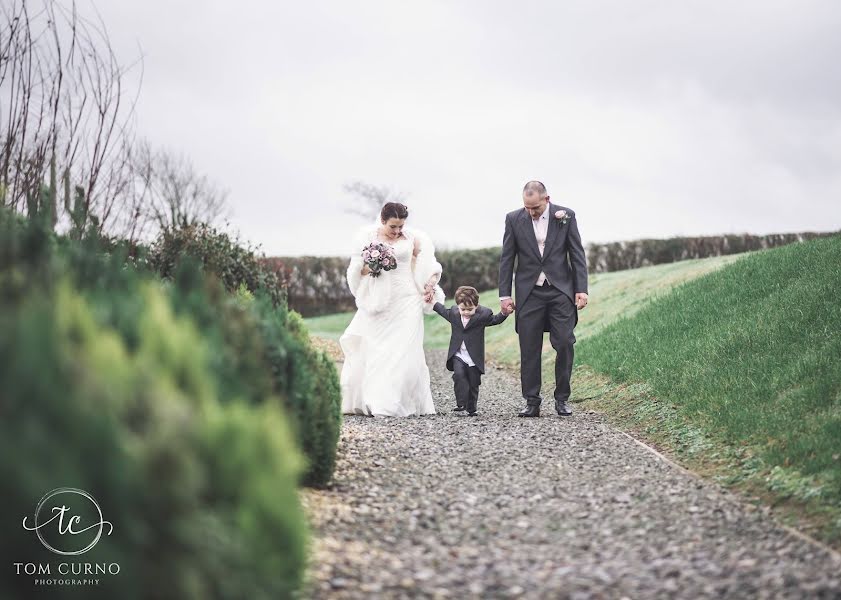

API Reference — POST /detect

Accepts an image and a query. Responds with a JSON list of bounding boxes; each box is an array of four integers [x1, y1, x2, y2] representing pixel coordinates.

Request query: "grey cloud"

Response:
[[92, 0, 841, 256]]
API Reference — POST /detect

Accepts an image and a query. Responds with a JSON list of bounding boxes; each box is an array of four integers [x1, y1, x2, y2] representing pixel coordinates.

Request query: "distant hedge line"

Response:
[[586, 232, 833, 273], [266, 231, 836, 316]]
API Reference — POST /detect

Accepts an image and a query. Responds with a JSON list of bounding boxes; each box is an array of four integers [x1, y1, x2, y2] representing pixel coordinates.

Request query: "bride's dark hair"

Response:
[[380, 202, 409, 222]]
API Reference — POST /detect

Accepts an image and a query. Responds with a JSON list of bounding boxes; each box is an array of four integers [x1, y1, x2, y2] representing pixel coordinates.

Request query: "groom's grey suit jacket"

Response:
[[498, 203, 588, 332], [432, 303, 508, 374]]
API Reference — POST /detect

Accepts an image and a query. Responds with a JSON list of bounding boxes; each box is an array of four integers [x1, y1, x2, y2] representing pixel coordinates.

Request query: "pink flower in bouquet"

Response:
[[361, 242, 397, 277]]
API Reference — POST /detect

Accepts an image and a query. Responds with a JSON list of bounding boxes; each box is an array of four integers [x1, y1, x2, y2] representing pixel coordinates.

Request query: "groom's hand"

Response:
[[575, 292, 589, 310], [500, 298, 515, 314]]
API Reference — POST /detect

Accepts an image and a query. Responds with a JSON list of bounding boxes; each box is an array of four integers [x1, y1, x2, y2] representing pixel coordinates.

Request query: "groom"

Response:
[[499, 181, 589, 417]]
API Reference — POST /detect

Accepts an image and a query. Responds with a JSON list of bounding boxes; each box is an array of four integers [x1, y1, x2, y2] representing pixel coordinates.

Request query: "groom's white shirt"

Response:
[[532, 203, 550, 286], [455, 314, 476, 367], [500, 204, 550, 301]]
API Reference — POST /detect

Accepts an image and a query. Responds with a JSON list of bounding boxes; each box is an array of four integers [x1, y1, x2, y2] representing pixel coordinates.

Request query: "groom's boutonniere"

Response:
[[554, 210, 571, 226]]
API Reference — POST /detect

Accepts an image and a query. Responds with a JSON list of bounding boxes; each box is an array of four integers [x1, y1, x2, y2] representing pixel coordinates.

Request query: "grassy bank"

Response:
[[575, 235, 841, 546]]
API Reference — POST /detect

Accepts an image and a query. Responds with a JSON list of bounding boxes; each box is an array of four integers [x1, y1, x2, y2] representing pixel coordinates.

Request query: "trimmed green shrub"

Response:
[[2, 208, 342, 488], [160, 259, 342, 487], [150, 222, 284, 308], [0, 213, 309, 597], [0, 279, 307, 599], [250, 295, 342, 487]]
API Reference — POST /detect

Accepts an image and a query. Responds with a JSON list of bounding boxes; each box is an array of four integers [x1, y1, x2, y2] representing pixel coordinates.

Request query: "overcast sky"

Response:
[[97, 0, 841, 256]]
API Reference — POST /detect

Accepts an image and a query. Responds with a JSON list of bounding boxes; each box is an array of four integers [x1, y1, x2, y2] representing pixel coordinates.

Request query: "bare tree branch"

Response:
[[342, 180, 407, 222], [0, 0, 142, 234], [131, 140, 229, 235]]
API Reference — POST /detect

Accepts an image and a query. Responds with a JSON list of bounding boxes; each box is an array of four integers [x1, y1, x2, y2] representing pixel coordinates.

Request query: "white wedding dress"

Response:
[[340, 225, 445, 417]]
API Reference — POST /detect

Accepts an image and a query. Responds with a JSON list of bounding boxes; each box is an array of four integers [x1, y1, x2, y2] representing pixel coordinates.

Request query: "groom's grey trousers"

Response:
[[518, 281, 577, 406]]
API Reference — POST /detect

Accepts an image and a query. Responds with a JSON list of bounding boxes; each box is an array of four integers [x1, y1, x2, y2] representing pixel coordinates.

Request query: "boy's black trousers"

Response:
[[452, 356, 482, 413]]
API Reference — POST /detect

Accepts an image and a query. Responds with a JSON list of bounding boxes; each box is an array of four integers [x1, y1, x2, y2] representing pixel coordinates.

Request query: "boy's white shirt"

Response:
[[455, 313, 476, 366]]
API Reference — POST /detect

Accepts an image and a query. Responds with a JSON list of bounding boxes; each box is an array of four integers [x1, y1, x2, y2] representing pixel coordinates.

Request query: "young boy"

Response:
[[433, 286, 509, 416]]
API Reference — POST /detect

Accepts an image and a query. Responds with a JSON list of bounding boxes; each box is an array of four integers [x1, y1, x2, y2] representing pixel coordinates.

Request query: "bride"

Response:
[[340, 202, 445, 417]]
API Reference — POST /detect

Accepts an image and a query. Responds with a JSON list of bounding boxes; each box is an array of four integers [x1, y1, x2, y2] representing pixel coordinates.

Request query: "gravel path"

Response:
[[302, 350, 841, 599]]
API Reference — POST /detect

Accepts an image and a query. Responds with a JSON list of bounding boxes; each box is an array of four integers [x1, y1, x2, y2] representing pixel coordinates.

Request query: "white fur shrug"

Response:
[[345, 224, 445, 315]]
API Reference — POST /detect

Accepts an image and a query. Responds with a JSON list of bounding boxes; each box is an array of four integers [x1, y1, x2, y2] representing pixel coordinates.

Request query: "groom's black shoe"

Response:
[[518, 405, 540, 418], [452, 407, 466, 412], [555, 400, 573, 416]]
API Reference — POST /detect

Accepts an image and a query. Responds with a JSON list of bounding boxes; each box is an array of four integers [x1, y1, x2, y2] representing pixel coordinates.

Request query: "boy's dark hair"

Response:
[[454, 286, 479, 306]]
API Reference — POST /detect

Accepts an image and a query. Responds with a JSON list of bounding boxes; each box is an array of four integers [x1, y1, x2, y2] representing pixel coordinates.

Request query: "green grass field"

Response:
[[575, 235, 841, 545]]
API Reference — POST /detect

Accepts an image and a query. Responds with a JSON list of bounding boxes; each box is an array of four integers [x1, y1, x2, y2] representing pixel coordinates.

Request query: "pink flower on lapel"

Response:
[[554, 210, 571, 225]]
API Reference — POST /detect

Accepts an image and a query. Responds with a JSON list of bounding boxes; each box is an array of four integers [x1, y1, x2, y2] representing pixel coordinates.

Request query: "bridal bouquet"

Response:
[[361, 242, 397, 278]]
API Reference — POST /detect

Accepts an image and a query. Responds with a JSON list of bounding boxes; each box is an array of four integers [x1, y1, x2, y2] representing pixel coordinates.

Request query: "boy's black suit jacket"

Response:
[[432, 303, 508, 374]]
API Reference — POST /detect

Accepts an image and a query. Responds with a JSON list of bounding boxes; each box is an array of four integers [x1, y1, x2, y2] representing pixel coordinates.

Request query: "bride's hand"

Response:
[[423, 291, 434, 303], [361, 264, 371, 276]]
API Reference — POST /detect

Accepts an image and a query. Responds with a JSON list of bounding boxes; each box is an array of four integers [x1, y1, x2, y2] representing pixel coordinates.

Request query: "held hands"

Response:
[[422, 278, 436, 304], [500, 295, 585, 312]]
